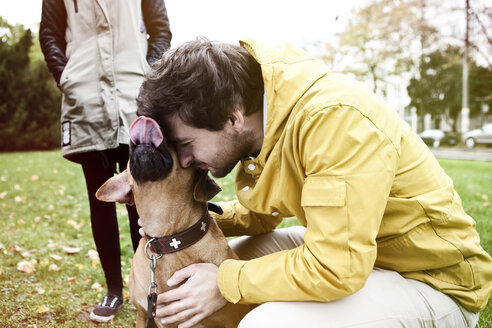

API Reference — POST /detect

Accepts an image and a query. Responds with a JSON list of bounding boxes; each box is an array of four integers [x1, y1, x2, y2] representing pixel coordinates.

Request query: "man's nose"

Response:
[[178, 150, 193, 168]]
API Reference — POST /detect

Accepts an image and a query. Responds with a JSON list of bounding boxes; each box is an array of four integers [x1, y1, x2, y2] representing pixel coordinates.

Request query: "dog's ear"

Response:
[[96, 171, 134, 205], [193, 170, 222, 202]]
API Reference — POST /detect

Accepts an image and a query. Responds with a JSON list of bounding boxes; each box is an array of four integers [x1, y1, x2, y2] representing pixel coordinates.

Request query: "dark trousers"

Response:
[[75, 144, 140, 291]]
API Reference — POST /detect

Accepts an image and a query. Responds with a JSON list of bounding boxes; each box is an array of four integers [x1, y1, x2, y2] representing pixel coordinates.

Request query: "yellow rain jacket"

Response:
[[215, 39, 492, 313]]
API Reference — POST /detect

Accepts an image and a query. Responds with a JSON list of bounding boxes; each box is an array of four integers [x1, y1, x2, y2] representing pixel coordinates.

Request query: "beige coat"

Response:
[[59, 0, 151, 155], [215, 39, 492, 313]]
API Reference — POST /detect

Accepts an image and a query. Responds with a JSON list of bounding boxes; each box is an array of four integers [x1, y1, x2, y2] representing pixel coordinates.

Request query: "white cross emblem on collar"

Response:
[[169, 238, 181, 249], [201, 222, 207, 232]]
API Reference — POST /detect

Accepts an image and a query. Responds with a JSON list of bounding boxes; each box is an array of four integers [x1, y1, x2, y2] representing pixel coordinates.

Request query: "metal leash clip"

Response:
[[144, 238, 161, 328]]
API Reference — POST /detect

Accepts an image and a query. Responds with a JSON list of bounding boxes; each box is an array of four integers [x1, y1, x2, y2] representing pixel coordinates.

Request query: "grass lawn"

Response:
[[0, 150, 490, 327]]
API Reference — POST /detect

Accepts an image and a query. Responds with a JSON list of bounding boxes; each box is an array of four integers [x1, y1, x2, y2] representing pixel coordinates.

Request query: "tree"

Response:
[[335, 0, 438, 96], [0, 17, 60, 151], [407, 45, 492, 131]]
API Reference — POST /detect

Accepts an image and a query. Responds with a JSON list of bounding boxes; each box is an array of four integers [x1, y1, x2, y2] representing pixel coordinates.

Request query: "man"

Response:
[[137, 38, 492, 327], [39, 0, 171, 322]]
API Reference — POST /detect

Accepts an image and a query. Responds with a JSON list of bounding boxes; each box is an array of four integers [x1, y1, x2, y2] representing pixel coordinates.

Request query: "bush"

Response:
[[0, 18, 61, 151]]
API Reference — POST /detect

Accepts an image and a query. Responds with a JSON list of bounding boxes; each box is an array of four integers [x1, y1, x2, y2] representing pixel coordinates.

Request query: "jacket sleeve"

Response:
[[217, 105, 399, 304], [142, 0, 172, 66], [39, 0, 68, 86], [212, 200, 283, 237]]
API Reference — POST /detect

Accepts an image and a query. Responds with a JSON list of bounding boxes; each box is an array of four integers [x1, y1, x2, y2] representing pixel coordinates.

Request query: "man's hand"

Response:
[[138, 218, 145, 237], [156, 263, 227, 328]]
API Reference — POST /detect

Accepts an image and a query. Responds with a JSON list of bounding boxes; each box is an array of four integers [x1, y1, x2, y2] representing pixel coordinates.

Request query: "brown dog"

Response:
[[96, 117, 250, 327]]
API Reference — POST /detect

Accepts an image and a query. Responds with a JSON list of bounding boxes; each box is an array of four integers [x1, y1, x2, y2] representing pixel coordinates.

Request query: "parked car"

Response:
[[418, 129, 460, 148], [463, 123, 492, 149]]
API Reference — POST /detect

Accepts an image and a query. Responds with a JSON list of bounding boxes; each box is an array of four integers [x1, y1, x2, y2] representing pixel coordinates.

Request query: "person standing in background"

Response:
[[39, 0, 171, 322]]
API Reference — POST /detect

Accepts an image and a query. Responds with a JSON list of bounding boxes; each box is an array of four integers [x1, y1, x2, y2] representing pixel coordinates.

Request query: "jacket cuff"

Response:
[[217, 259, 247, 304]]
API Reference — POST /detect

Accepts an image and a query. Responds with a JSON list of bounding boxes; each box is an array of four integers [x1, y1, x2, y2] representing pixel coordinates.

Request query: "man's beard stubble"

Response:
[[209, 129, 255, 178]]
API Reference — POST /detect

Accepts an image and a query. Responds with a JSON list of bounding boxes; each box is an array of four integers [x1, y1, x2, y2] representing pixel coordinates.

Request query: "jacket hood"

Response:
[[239, 39, 329, 163]]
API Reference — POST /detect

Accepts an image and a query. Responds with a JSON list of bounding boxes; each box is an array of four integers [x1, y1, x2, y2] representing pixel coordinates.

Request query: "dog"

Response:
[[96, 116, 250, 327]]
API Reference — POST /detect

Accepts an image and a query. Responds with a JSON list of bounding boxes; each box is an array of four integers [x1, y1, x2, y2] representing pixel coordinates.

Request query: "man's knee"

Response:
[[229, 225, 306, 260]]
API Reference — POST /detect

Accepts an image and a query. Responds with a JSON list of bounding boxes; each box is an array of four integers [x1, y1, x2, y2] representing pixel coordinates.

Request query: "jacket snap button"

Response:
[[272, 212, 279, 216], [248, 164, 255, 171], [242, 186, 250, 192]]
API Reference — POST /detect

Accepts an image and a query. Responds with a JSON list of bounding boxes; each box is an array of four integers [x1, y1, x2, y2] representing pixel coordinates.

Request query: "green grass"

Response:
[[0, 151, 490, 327]]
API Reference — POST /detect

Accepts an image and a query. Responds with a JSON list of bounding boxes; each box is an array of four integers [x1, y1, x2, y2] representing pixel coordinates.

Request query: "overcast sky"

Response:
[[0, 0, 365, 47]]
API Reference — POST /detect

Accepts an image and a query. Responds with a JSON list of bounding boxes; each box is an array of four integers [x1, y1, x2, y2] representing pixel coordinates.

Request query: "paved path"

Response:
[[430, 147, 492, 162]]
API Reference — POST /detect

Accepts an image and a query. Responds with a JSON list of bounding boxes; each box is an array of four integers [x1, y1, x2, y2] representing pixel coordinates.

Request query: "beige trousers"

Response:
[[229, 226, 479, 328]]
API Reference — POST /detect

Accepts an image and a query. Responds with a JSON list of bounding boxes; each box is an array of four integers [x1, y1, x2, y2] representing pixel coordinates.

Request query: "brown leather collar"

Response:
[[145, 202, 222, 255]]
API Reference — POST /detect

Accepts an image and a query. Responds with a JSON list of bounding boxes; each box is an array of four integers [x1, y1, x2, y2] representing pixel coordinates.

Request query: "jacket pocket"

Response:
[[302, 176, 346, 207]]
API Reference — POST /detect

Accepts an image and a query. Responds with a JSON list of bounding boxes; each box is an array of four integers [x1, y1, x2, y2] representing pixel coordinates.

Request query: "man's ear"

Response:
[[229, 107, 245, 132], [193, 170, 222, 202], [96, 171, 134, 205]]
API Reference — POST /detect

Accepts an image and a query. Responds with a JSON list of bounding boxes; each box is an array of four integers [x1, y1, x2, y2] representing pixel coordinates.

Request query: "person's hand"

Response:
[[138, 218, 145, 237], [156, 263, 227, 328]]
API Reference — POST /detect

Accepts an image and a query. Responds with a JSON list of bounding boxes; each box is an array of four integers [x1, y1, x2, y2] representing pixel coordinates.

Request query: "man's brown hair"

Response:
[[137, 37, 264, 131]]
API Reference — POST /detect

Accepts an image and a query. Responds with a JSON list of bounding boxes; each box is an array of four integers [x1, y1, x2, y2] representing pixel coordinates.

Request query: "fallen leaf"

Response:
[[27, 324, 38, 328], [39, 259, 49, 267], [21, 249, 37, 257], [122, 290, 130, 298], [50, 254, 62, 261], [64, 247, 81, 254], [17, 260, 36, 274], [91, 282, 103, 291], [34, 216, 41, 223], [87, 249, 99, 259], [67, 219, 81, 231], [49, 264, 60, 271], [0, 268, 3, 276], [36, 305, 49, 313], [37, 288, 45, 294], [67, 276, 77, 282], [123, 274, 129, 285], [484, 201, 490, 207], [30, 175, 39, 181], [75, 263, 84, 270], [14, 184, 21, 190], [87, 249, 100, 267], [0, 191, 7, 199], [14, 196, 22, 203], [482, 194, 489, 201]]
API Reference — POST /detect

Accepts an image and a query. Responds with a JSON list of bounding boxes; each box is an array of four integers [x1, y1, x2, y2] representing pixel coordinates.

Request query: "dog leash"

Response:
[[145, 239, 161, 328]]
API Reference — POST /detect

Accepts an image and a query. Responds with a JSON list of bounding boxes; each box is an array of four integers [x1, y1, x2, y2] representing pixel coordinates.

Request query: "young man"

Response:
[[136, 38, 492, 327], [39, 0, 171, 322]]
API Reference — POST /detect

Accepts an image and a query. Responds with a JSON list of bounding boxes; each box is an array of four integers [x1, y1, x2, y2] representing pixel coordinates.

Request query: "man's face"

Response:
[[165, 115, 251, 178]]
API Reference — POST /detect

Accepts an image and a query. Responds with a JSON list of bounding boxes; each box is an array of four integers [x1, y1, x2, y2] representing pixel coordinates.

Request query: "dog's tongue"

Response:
[[129, 116, 163, 147]]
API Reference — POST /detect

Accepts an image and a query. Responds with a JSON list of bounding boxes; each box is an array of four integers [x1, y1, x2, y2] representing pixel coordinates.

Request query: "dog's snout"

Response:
[[129, 142, 173, 182]]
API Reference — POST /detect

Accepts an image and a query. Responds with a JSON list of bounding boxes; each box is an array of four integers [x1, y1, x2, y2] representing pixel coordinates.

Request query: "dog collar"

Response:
[[145, 202, 222, 255]]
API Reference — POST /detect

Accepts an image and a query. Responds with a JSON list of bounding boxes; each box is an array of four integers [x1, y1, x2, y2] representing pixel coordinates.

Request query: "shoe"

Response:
[[90, 293, 123, 322]]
